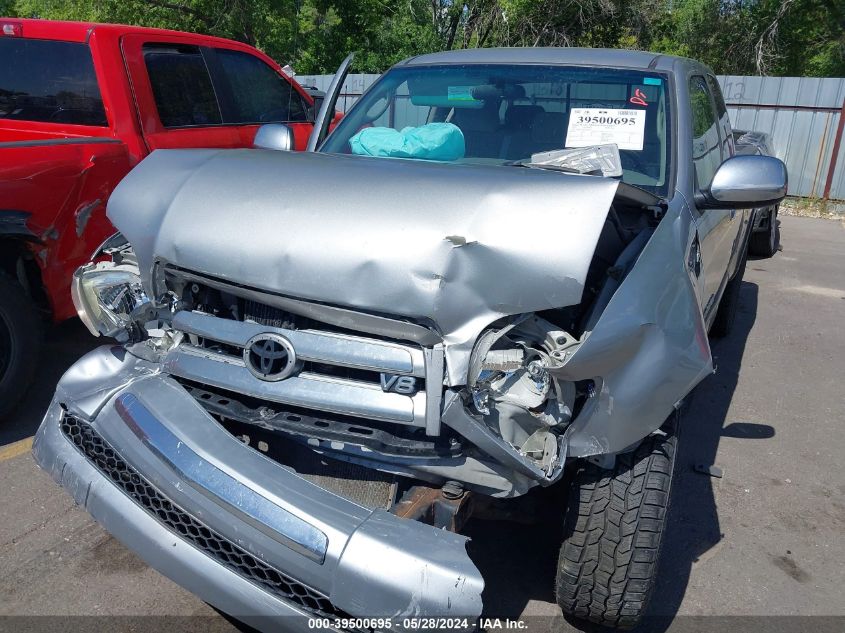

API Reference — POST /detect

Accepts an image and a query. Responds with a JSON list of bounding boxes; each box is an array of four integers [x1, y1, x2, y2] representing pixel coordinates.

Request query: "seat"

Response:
[[500, 104, 544, 160], [530, 112, 568, 154], [450, 103, 502, 158]]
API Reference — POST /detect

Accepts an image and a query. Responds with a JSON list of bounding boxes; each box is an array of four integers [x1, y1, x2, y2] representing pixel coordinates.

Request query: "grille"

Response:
[[59, 410, 342, 617], [244, 299, 298, 329]]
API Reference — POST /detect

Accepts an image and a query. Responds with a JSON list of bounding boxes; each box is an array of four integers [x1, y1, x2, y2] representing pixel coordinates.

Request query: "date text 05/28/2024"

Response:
[[307, 618, 527, 630]]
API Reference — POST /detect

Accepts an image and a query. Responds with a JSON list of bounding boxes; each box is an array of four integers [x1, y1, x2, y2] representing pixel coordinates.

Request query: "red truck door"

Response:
[[121, 34, 313, 152]]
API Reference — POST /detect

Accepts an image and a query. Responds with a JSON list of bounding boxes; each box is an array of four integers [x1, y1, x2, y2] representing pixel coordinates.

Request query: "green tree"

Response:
[[6, 0, 844, 75]]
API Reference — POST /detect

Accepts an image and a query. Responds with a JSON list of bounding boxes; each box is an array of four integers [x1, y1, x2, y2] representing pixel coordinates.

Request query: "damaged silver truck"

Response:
[[34, 49, 786, 629]]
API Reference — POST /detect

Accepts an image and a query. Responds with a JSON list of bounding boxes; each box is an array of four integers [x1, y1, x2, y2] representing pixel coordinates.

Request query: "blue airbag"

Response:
[[349, 122, 465, 161]]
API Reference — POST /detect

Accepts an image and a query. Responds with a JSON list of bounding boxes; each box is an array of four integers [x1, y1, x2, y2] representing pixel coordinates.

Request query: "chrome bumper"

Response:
[[33, 346, 483, 630]]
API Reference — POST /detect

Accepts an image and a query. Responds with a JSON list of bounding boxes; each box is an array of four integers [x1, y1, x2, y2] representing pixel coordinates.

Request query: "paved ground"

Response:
[[1, 215, 843, 630]]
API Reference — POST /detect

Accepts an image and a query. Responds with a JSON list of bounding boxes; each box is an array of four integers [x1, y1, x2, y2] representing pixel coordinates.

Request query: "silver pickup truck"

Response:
[[34, 48, 786, 630]]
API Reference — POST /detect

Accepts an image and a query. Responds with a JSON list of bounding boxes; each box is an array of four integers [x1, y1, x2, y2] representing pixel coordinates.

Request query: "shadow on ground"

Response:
[[0, 319, 100, 444], [465, 280, 764, 631]]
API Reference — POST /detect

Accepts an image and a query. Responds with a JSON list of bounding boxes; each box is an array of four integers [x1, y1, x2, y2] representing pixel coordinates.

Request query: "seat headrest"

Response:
[[504, 105, 544, 129], [507, 84, 526, 100], [451, 104, 500, 133]]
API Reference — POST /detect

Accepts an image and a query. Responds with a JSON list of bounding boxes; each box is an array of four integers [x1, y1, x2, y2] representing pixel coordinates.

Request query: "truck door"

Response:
[[689, 74, 740, 323], [707, 73, 749, 279], [121, 34, 313, 152]]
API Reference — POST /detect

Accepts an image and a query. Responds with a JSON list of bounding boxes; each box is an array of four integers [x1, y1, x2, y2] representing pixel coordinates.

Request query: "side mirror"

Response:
[[697, 155, 787, 209], [253, 123, 295, 151]]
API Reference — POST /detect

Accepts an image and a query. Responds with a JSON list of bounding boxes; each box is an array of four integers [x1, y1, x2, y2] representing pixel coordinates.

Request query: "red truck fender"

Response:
[[0, 138, 135, 321]]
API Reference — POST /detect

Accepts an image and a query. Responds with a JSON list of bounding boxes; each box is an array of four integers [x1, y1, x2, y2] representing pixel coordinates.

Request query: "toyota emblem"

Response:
[[243, 333, 297, 381]]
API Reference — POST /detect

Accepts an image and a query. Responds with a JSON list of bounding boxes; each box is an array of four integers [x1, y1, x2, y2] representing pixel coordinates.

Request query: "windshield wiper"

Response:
[[506, 160, 584, 174]]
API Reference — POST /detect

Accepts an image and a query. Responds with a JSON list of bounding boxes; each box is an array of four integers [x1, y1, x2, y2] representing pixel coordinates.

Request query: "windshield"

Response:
[[322, 64, 672, 195]]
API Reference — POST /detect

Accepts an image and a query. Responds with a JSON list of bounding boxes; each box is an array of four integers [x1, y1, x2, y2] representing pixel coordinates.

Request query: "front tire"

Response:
[[556, 416, 677, 629], [0, 275, 42, 419]]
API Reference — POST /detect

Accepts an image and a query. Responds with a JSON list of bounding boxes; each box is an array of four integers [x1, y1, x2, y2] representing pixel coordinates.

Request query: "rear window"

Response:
[[143, 44, 222, 128], [0, 38, 107, 126]]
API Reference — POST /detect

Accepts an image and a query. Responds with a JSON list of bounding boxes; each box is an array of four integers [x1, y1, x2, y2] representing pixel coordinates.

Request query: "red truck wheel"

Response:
[[0, 275, 42, 420]]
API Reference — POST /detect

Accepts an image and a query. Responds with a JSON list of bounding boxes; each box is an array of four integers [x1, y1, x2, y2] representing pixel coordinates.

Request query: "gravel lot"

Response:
[[1, 214, 843, 631]]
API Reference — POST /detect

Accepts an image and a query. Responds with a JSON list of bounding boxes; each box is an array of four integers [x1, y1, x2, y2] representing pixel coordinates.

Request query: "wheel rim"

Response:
[[0, 312, 11, 382]]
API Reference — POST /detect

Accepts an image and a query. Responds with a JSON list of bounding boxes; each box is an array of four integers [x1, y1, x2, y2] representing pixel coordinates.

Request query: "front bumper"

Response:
[[33, 346, 483, 631]]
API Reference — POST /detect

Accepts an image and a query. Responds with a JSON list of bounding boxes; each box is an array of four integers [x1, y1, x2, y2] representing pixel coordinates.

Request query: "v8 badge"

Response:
[[380, 373, 418, 395]]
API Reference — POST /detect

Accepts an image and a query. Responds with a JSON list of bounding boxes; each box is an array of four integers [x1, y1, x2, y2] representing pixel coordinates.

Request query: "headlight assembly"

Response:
[[71, 263, 152, 341]]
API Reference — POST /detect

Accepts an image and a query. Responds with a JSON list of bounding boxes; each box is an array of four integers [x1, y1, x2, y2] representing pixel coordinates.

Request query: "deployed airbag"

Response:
[[349, 122, 465, 161]]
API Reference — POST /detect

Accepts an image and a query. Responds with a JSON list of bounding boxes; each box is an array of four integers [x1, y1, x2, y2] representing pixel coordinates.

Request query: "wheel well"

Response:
[[0, 238, 49, 311]]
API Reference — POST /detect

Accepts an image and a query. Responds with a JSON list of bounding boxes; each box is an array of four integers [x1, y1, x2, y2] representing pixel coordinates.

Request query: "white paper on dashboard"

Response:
[[565, 108, 646, 151]]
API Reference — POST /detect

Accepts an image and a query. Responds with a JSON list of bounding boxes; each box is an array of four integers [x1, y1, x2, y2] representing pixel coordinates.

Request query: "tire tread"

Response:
[[555, 419, 677, 629]]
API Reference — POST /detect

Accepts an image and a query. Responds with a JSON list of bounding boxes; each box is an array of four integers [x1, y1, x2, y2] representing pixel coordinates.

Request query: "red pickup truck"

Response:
[[0, 18, 316, 417]]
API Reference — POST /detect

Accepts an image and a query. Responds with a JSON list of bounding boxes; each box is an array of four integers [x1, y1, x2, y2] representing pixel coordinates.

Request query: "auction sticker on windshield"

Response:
[[566, 108, 646, 151]]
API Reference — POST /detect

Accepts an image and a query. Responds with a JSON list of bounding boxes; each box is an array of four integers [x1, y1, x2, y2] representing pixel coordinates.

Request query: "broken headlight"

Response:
[[71, 263, 151, 342], [467, 316, 580, 443], [470, 347, 550, 416]]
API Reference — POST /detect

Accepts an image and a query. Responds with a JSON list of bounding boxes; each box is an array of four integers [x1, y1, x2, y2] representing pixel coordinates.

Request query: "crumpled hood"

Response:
[[109, 149, 619, 374]]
